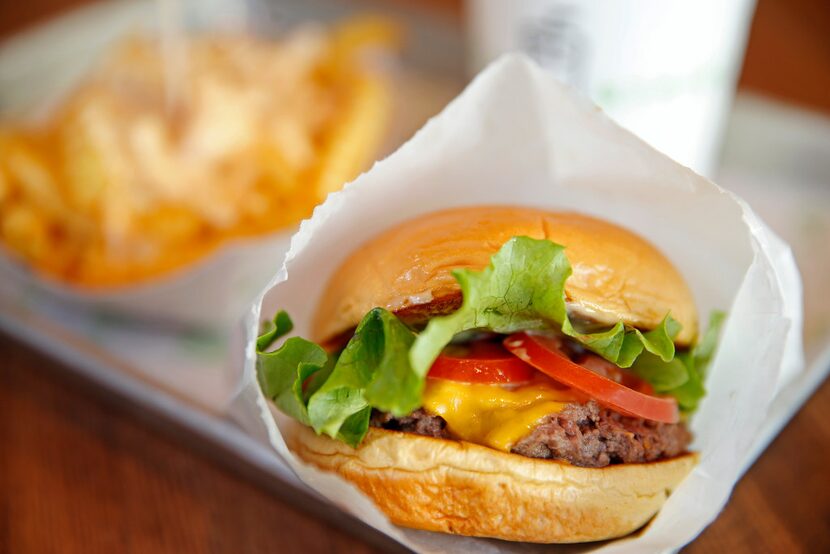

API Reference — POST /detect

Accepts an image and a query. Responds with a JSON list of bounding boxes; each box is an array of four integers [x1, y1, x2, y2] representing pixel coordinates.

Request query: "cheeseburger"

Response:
[[257, 206, 724, 543]]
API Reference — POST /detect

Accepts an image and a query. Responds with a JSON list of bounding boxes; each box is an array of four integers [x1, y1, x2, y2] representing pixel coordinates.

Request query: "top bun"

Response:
[[312, 206, 698, 346]]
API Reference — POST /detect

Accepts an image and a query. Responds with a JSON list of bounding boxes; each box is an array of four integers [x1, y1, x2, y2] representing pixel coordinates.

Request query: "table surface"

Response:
[[3, 333, 829, 553], [2, 1, 830, 552]]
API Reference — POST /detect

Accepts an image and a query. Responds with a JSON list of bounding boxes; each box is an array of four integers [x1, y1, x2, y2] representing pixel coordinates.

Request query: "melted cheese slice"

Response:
[[421, 379, 577, 452]]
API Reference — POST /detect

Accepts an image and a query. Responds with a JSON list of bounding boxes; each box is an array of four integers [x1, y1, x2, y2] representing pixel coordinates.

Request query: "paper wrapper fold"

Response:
[[232, 55, 803, 552]]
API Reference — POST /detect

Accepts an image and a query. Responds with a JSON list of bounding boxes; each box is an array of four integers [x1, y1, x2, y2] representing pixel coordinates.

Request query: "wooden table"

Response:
[[2, 332, 829, 552], [0, 334, 398, 554]]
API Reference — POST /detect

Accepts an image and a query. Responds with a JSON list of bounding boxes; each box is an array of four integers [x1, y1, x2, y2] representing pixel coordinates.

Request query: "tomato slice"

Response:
[[428, 341, 537, 384], [503, 332, 679, 423], [576, 353, 655, 396]]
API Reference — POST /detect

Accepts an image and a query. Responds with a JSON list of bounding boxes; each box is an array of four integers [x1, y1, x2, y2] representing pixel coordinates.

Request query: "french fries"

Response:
[[0, 17, 399, 286]]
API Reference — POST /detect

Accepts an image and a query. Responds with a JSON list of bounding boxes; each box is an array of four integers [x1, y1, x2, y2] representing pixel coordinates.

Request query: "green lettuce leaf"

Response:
[[256, 308, 420, 448], [256, 311, 328, 426], [410, 236, 680, 375], [668, 352, 706, 412], [256, 310, 294, 352], [673, 311, 726, 411], [630, 311, 726, 412], [257, 240, 726, 446], [693, 310, 727, 378], [308, 307, 420, 442], [628, 353, 689, 392]]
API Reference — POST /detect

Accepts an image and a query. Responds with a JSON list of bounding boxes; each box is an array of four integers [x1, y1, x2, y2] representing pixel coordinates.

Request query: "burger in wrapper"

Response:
[[256, 205, 724, 543]]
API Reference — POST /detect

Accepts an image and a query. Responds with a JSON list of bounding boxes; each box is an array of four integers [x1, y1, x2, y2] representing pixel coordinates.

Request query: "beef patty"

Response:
[[370, 401, 691, 468]]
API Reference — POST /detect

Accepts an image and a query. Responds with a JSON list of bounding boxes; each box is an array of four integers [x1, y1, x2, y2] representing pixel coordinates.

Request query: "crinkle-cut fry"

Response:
[[4, 137, 66, 217], [1, 203, 50, 260], [331, 15, 404, 55], [0, 19, 398, 287], [314, 71, 392, 200], [71, 231, 223, 286], [61, 112, 116, 215], [138, 205, 206, 245], [0, 163, 8, 204], [0, 132, 11, 205]]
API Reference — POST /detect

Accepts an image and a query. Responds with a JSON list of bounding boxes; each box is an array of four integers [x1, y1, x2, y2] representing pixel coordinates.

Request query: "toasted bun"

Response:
[[289, 425, 698, 543], [312, 206, 698, 346]]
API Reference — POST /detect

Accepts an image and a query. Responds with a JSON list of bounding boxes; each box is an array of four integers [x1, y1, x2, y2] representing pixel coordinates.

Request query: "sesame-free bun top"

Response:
[[312, 206, 698, 346]]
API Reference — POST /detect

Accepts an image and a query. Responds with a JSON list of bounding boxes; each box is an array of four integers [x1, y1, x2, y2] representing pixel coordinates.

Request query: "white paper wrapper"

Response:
[[233, 54, 804, 552]]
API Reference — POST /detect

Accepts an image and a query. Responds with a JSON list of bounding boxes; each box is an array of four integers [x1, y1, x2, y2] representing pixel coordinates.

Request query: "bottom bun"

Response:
[[288, 425, 698, 544]]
